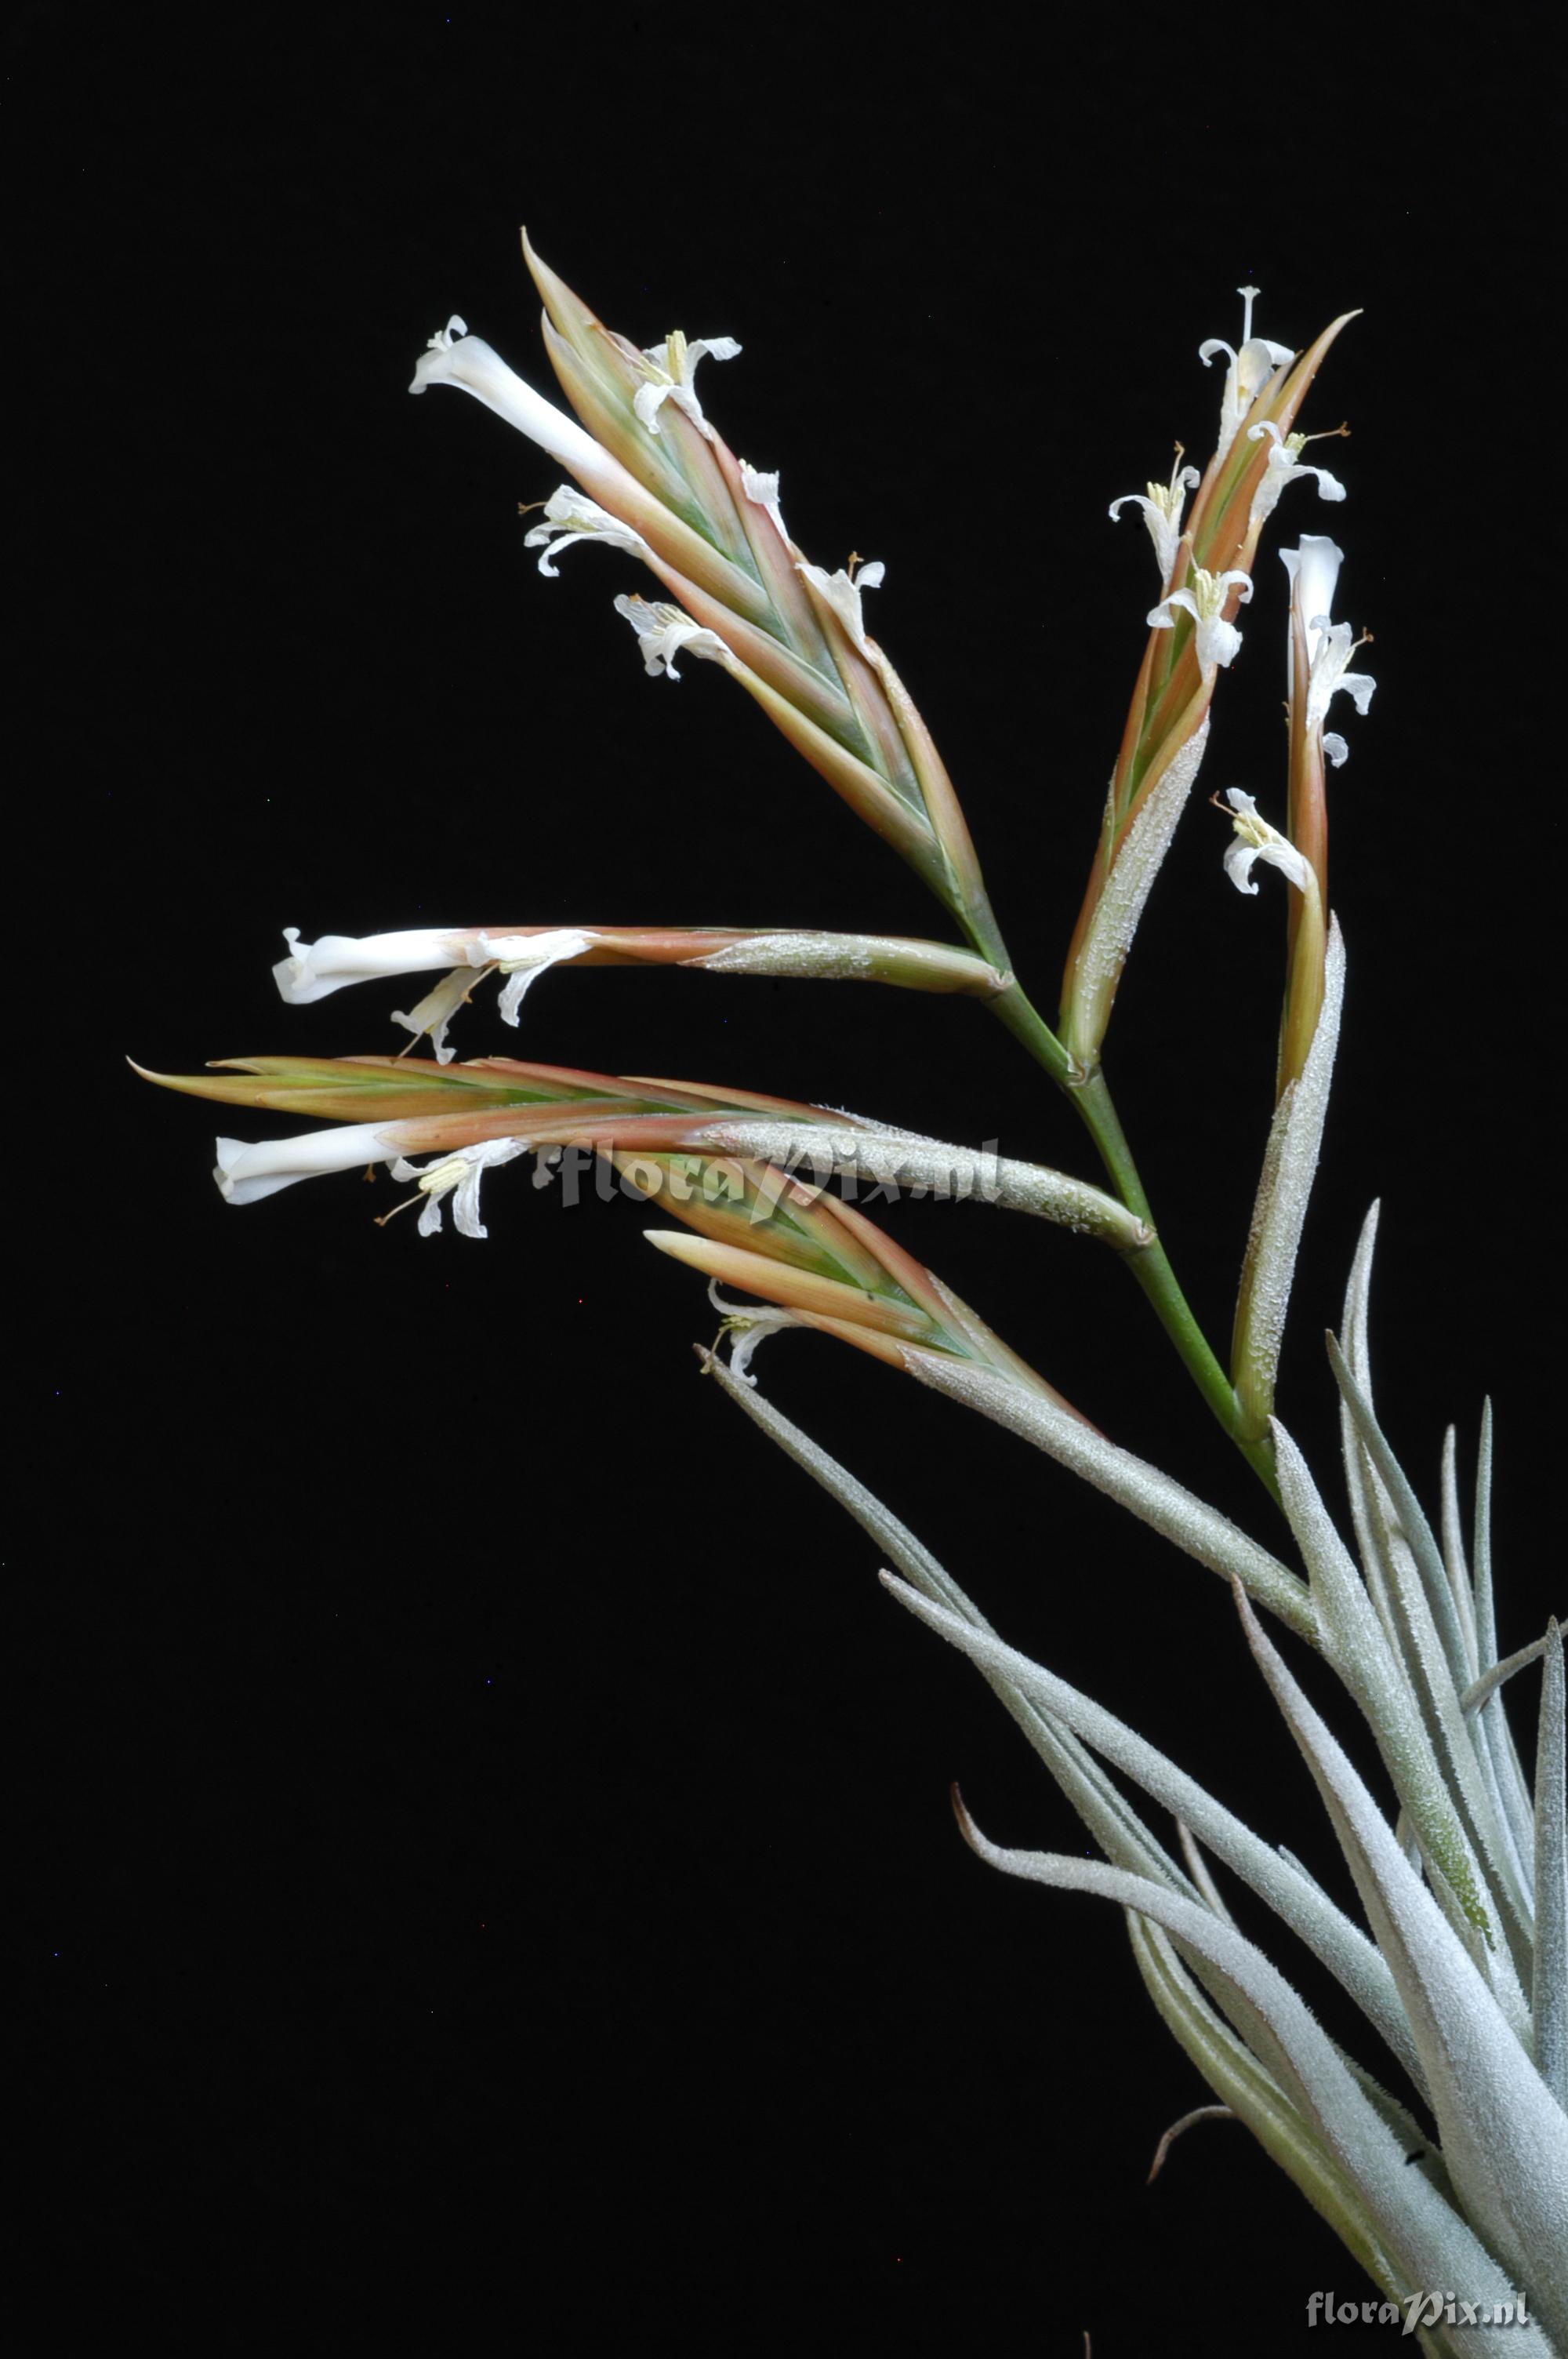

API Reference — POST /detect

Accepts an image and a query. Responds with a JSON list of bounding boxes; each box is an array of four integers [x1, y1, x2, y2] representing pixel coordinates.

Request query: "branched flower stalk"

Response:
[[140, 239, 1566, 2346]]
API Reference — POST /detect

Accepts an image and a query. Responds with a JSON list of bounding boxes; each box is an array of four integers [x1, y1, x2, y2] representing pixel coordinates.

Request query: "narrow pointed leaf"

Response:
[[1272, 1420, 1510, 1967], [1442, 1428, 1537, 1912], [1472, 1400, 1538, 1869], [1128, 1918, 1415, 2312], [902, 1355, 1316, 1641], [699, 1356, 1196, 1894], [1535, 1623, 1567, 2109], [1236, 1590, 1568, 2339], [1322, 1256, 1534, 1963], [1330, 1335, 1472, 1696], [1177, 1823, 1236, 1927], [883, 1572, 1423, 2092], [952, 1799, 1552, 2342], [1464, 1634, 1564, 1715], [1338, 1205, 1406, 1643], [1439, 1428, 1482, 1681], [1327, 1347, 1536, 1962], [1145, 2102, 1236, 2186]]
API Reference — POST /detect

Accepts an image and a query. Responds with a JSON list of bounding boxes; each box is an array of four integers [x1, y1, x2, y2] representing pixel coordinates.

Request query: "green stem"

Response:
[[986, 980, 1279, 1499], [956, 886, 1018, 993]]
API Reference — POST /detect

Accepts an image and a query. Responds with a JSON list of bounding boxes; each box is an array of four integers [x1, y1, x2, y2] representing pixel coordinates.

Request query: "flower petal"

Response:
[[523, 486, 653, 577], [273, 926, 465, 1005], [484, 928, 597, 1025], [214, 1122, 402, 1206], [1221, 787, 1312, 897], [613, 594, 731, 679], [410, 318, 612, 482]]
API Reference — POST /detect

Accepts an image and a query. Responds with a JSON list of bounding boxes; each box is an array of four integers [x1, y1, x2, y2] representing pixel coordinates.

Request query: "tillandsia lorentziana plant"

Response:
[[138, 240, 1566, 2349]]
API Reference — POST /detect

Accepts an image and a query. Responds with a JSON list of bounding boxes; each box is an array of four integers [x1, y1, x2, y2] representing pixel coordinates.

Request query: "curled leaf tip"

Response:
[[949, 1783, 989, 1857], [1147, 2106, 1236, 2185]]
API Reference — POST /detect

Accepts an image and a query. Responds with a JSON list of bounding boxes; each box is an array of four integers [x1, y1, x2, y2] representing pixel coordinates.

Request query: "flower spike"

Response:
[[263, 921, 1008, 1065], [148, 251, 1568, 2333], [1062, 296, 1354, 1079], [412, 242, 1002, 945], [136, 1052, 1144, 1252]]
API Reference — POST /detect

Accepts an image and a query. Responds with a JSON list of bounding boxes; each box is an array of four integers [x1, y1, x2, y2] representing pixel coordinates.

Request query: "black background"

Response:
[[16, 5, 1557, 2349]]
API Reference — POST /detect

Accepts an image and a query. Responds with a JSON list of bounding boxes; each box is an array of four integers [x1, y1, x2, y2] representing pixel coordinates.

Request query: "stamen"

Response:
[[373, 1190, 424, 1228]]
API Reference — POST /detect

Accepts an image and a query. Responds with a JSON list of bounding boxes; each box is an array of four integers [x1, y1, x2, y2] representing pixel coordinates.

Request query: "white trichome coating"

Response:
[[691, 932, 1005, 993], [1234, 920, 1345, 1418], [687, 1120, 1150, 1247], [1067, 718, 1210, 1050]]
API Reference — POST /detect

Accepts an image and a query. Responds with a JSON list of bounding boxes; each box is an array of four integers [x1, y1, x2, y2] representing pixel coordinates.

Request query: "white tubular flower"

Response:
[[795, 559, 885, 659], [631, 328, 742, 438], [1200, 287, 1295, 462], [388, 1138, 529, 1240], [1220, 788, 1313, 898], [706, 1281, 806, 1385], [523, 487, 653, 577], [477, 929, 597, 1025], [1280, 533, 1343, 649], [214, 1123, 402, 1206], [1109, 450, 1200, 584], [410, 318, 615, 482], [1147, 565, 1254, 677], [1281, 536, 1377, 755], [739, 460, 789, 544], [613, 594, 731, 679], [1247, 420, 1347, 533], [274, 925, 471, 1005]]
